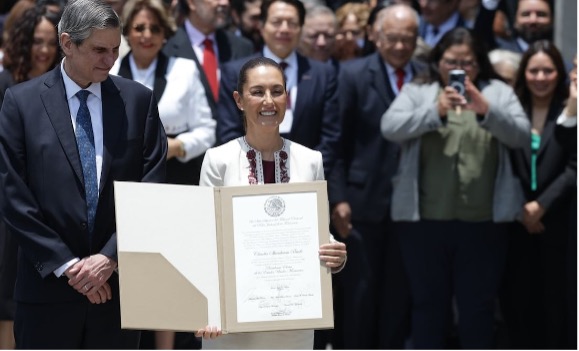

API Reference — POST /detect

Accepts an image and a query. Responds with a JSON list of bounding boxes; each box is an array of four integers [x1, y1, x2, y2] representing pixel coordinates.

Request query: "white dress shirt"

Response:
[[184, 19, 221, 83], [55, 58, 105, 277], [263, 46, 298, 133], [385, 62, 412, 96]]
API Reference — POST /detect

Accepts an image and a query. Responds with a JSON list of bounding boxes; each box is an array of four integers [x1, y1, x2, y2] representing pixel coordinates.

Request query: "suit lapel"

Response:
[[293, 54, 312, 127], [152, 52, 169, 103], [117, 55, 133, 80], [99, 77, 124, 193], [371, 53, 395, 106], [215, 30, 232, 63], [41, 68, 84, 184], [537, 104, 562, 159]]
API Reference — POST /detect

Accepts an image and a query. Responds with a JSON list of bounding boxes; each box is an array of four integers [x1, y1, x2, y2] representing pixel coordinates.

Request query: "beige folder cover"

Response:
[[114, 181, 333, 333]]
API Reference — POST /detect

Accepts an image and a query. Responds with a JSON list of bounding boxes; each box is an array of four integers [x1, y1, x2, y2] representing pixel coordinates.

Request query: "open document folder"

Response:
[[114, 181, 334, 334]]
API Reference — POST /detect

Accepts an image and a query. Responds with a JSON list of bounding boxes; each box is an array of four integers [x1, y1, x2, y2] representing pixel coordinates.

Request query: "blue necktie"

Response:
[[75, 90, 98, 234]]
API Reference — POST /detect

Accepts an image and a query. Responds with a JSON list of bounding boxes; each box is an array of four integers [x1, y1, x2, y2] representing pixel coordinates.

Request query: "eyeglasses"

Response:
[[382, 33, 416, 46], [441, 58, 478, 70], [132, 24, 163, 35], [305, 32, 336, 42]]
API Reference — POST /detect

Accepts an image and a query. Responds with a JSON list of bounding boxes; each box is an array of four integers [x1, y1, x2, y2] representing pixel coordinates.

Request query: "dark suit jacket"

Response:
[[327, 53, 425, 221], [0, 69, 15, 108], [216, 51, 340, 176], [0, 66, 167, 303], [510, 102, 576, 212], [418, 12, 467, 46], [162, 26, 254, 115]]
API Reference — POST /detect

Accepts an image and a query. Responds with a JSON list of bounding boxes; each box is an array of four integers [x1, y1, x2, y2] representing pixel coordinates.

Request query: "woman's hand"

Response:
[[438, 86, 466, 117], [331, 202, 352, 239], [567, 66, 577, 116], [167, 137, 185, 160], [195, 325, 222, 339], [319, 242, 347, 271], [521, 201, 546, 234], [464, 77, 489, 115]]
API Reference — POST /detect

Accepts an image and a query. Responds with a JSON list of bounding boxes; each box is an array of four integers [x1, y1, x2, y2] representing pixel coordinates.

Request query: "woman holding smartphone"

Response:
[[380, 27, 530, 349]]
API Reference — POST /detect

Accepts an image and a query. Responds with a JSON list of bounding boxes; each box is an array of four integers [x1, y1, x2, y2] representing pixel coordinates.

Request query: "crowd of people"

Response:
[[0, 0, 576, 349]]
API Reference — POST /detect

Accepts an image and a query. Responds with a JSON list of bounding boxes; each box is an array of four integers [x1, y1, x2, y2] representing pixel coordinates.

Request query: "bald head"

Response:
[[374, 4, 418, 69], [375, 3, 419, 33]]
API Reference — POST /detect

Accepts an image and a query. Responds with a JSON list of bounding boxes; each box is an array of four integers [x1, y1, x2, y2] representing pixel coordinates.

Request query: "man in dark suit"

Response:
[[328, 4, 424, 349], [418, 0, 465, 47], [163, 0, 254, 115], [162, 0, 253, 186], [216, 0, 340, 176], [496, 0, 553, 53], [0, 0, 167, 348]]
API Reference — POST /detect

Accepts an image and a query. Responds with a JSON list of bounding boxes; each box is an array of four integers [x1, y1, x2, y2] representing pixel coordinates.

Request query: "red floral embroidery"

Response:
[[279, 151, 289, 183], [244, 138, 289, 184], [247, 150, 257, 184]]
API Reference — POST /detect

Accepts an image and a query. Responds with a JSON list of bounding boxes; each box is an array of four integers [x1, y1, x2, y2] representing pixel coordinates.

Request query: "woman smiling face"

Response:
[[525, 51, 559, 101], [29, 17, 58, 78], [234, 65, 287, 133], [127, 8, 165, 67]]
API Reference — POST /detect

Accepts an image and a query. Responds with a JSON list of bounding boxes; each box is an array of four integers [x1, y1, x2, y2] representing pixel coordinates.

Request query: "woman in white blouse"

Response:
[[110, 0, 215, 185], [110, 0, 215, 347], [195, 57, 347, 350]]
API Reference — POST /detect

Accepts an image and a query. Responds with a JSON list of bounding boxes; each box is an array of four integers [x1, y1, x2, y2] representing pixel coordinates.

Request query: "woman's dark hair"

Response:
[[237, 57, 287, 94], [513, 40, 568, 112], [417, 27, 499, 85], [3, 7, 61, 83], [237, 57, 287, 131]]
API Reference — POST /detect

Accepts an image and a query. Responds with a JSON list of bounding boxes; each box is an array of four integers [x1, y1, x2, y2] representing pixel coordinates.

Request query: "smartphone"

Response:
[[448, 69, 466, 96]]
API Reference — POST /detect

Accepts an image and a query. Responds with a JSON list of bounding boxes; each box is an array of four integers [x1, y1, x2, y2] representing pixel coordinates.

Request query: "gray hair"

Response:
[[375, 3, 419, 34], [488, 49, 522, 71], [305, 4, 337, 27], [58, 0, 121, 46]]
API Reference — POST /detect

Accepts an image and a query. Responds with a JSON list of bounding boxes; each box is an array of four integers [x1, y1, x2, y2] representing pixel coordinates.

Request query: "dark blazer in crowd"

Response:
[[329, 53, 425, 220], [0, 66, 167, 346], [216, 52, 340, 176], [163, 27, 254, 115], [502, 100, 577, 349], [0, 69, 17, 322], [327, 52, 425, 349]]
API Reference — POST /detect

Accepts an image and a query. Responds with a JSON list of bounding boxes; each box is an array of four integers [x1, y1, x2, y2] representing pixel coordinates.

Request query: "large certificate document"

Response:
[[114, 181, 333, 334]]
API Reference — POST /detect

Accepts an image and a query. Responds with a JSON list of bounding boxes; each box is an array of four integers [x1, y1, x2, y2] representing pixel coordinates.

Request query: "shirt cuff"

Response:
[[54, 258, 80, 277], [481, 0, 500, 10], [556, 113, 577, 127]]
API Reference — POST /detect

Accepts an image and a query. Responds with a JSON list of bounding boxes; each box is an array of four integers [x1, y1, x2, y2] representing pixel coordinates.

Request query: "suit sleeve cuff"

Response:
[[54, 258, 80, 277]]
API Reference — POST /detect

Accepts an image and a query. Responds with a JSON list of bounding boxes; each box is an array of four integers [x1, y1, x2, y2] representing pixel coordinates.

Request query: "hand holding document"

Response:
[[114, 181, 334, 334]]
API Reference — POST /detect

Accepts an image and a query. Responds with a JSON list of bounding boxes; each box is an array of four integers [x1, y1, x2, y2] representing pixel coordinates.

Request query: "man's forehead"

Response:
[[83, 28, 121, 46]]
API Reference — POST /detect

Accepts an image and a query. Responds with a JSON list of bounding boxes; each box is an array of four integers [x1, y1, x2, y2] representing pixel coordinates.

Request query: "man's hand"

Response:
[[66, 254, 117, 296], [331, 202, 352, 239], [86, 282, 113, 304]]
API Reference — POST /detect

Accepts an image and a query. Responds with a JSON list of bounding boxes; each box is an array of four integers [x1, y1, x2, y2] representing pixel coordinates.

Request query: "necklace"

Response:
[[243, 137, 289, 184]]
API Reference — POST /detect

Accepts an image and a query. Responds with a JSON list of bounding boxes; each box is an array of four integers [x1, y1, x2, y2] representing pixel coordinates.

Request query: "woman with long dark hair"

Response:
[[0, 6, 60, 349], [500, 40, 576, 349]]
